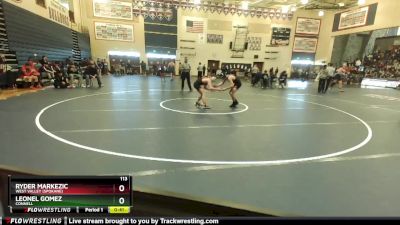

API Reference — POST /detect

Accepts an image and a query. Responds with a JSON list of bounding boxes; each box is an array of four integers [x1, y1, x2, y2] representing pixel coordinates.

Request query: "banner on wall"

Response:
[[332, 3, 377, 32], [221, 63, 252, 72], [271, 27, 291, 46], [95, 22, 134, 42], [247, 37, 262, 50], [207, 34, 223, 44], [295, 17, 321, 36], [338, 6, 369, 30], [132, 1, 293, 20], [48, 0, 70, 28], [293, 36, 318, 53], [93, 0, 133, 20]]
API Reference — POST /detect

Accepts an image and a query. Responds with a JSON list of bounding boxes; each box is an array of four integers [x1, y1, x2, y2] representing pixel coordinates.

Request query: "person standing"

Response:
[[317, 65, 328, 94], [197, 62, 203, 79], [217, 72, 242, 108], [262, 70, 269, 89], [96, 58, 103, 76], [251, 65, 259, 83], [181, 58, 192, 91], [194, 76, 224, 109], [355, 58, 362, 70], [160, 63, 167, 81], [140, 61, 146, 75], [211, 63, 217, 76], [202, 64, 206, 77], [278, 70, 288, 88], [168, 61, 175, 81], [325, 63, 336, 93], [335, 65, 347, 92], [269, 67, 276, 88], [102, 59, 109, 75]]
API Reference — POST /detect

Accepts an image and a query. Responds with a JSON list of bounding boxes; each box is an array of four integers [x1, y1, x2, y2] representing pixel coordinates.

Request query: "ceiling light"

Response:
[[318, 10, 324, 16], [358, 0, 366, 5], [300, 0, 309, 5], [338, 2, 345, 7], [193, 0, 201, 5], [241, 1, 249, 10], [108, 51, 141, 57], [146, 53, 176, 59]]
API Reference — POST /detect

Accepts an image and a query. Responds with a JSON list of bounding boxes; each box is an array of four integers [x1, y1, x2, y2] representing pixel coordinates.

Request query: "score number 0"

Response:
[[118, 176, 128, 205]]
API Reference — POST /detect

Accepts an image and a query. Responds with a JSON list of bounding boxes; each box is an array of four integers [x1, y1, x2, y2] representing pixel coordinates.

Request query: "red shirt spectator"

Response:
[[20, 60, 40, 78]]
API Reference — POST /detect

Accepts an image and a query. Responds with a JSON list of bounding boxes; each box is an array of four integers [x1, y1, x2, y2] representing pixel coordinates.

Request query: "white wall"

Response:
[[300, 10, 335, 64], [13, 0, 392, 70], [81, 0, 146, 61], [178, 8, 293, 73], [177, 8, 334, 74], [4, 0, 84, 32]]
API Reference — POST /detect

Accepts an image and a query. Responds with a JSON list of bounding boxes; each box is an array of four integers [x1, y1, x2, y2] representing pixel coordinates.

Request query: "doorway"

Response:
[[207, 60, 220, 75], [253, 62, 264, 72]]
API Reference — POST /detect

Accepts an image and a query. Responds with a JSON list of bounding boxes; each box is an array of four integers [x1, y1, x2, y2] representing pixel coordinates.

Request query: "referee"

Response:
[[181, 58, 192, 91]]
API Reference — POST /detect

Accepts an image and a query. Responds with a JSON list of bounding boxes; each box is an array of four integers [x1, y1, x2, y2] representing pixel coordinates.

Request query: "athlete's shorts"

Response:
[[234, 79, 242, 89], [193, 80, 202, 90]]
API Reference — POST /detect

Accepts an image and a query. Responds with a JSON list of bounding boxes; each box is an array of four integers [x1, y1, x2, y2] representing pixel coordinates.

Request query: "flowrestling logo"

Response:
[[5, 218, 63, 224]]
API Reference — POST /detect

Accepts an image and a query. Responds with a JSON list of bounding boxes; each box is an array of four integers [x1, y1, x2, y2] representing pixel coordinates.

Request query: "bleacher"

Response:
[[0, 1, 91, 89]]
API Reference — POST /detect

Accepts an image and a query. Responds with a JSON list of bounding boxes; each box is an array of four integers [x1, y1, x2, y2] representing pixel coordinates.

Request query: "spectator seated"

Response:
[[84, 60, 102, 88], [361, 46, 400, 81], [17, 59, 41, 89], [38, 57, 55, 86], [52, 63, 69, 89], [67, 62, 83, 88]]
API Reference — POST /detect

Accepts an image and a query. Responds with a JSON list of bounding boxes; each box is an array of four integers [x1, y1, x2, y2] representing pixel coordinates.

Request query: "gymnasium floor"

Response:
[[1, 76, 400, 216]]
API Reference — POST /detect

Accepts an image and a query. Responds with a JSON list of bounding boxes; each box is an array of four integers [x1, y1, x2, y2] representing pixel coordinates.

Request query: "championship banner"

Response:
[[295, 17, 321, 36], [48, 0, 70, 28], [338, 6, 369, 30], [293, 36, 318, 53], [93, 0, 133, 20], [94, 22, 134, 42]]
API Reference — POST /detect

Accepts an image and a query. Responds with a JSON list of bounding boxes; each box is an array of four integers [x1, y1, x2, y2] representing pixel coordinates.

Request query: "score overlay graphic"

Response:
[[8, 176, 132, 214]]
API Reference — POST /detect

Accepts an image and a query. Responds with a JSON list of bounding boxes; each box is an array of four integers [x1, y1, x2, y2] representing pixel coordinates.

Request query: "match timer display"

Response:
[[8, 176, 132, 214]]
